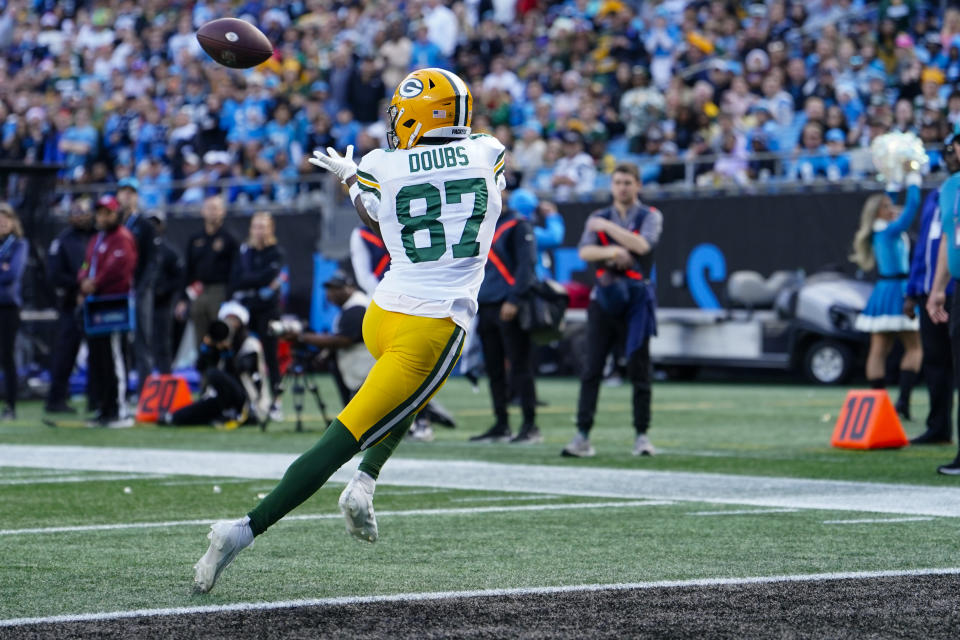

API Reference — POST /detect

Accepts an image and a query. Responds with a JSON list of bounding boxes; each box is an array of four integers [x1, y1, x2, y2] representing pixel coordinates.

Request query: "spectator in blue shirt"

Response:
[[59, 108, 98, 172], [264, 102, 301, 163], [331, 109, 361, 150], [134, 106, 167, 165], [410, 23, 444, 70], [138, 158, 173, 209], [823, 129, 852, 181], [791, 122, 830, 181], [508, 188, 565, 279]]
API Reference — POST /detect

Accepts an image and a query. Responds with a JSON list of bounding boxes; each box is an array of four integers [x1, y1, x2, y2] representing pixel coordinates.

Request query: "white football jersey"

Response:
[[355, 134, 506, 328]]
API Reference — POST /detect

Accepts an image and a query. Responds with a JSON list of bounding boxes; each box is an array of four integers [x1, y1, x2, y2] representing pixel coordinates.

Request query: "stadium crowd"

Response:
[[2, 0, 960, 206]]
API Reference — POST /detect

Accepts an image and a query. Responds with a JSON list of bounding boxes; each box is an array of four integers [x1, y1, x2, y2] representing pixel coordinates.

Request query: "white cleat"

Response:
[[338, 472, 378, 543], [193, 516, 253, 593]]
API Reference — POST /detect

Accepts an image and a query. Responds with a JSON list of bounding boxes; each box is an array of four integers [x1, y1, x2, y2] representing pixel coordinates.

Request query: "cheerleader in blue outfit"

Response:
[[851, 173, 923, 418]]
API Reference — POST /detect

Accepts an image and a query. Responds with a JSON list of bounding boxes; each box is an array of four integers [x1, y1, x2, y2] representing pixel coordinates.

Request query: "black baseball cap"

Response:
[[323, 270, 355, 289]]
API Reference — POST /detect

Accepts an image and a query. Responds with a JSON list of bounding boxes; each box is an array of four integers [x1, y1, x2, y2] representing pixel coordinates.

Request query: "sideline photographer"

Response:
[[282, 271, 374, 406], [159, 301, 271, 428], [283, 271, 454, 439]]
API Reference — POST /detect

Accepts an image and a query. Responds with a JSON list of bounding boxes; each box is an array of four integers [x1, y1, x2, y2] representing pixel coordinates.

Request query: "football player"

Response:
[[194, 68, 506, 592]]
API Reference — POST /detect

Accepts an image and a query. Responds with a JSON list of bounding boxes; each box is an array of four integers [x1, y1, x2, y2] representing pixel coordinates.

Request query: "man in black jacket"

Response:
[[175, 195, 238, 348], [468, 206, 540, 444], [117, 177, 156, 394], [44, 200, 95, 413], [147, 210, 184, 375]]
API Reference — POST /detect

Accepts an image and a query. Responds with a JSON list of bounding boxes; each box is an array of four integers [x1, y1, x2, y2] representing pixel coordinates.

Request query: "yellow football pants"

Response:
[[337, 301, 464, 449]]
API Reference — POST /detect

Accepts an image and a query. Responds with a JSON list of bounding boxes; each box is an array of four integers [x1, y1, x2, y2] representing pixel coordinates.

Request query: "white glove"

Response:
[[308, 145, 357, 183]]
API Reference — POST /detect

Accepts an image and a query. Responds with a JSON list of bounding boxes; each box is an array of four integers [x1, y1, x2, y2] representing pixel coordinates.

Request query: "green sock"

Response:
[[357, 414, 416, 480], [248, 419, 359, 536]]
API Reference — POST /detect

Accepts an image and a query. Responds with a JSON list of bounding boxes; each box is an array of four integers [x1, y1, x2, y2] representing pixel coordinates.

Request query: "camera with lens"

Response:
[[267, 316, 305, 337], [207, 319, 232, 343]]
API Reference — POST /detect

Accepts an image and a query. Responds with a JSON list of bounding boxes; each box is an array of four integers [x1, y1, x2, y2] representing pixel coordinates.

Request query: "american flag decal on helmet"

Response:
[[432, 109, 446, 118]]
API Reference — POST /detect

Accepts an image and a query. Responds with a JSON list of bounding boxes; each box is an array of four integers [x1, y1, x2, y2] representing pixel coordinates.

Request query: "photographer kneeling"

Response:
[[159, 302, 271, 428], [288, 271, 452, 440], [286, 272, 375, 406]]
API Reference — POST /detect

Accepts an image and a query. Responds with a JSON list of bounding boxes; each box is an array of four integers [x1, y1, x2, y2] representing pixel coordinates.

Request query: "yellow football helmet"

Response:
[[386, 68, 473, 150]]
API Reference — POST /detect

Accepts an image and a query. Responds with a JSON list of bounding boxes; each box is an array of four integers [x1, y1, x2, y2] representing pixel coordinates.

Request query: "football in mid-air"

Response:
[[196, 18, 273, 69]]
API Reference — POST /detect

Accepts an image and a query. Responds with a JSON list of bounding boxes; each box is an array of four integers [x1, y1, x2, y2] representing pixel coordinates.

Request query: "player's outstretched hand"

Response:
[[309, 145, 357, 183]]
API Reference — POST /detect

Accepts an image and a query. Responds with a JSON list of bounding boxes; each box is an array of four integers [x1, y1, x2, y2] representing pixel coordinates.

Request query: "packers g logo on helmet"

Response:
[[387, 68, 472, 150], [398, 78, 424, 98]]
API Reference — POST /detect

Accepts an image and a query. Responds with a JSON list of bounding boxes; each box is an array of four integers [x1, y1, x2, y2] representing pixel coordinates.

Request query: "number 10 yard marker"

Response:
[[830, 390, 909, 449]]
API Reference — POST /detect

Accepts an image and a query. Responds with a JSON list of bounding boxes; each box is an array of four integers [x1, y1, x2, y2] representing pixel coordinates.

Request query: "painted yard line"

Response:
[[687, 508, 799, 516], [373, 488, 445, 496], [449, 494, 564, 503], [0, 500, 668, 537], [0, 473, 168, 486], [155, 478, 258, 487], [0, 468, 78, 478], [6, 444, 960, 517], [823, 517, 936, 524], [3, 567, 960, 628]]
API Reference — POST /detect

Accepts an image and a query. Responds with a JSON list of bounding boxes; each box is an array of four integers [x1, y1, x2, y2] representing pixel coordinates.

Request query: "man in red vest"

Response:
[[77, 195, 138, 428], [468, 202, 540, 443], [563, 163, 663, 458]]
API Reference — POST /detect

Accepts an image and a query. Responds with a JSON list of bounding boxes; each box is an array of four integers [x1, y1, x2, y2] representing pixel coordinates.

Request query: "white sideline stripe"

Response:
[[687, 508, 799, 516], [823, 517, 936, 524], [3, 567, 960, 628], [0, 500, 668, 537], [0, 474, 167, 486], [7, 444, 960, 517]]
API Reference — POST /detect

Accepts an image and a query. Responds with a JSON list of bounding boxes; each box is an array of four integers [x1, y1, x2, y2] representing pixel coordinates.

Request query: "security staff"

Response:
[[905, 133, 960, 445], [468, 206, 540, 444], [147, 210, 185, 375], [45, 200, 95, 413], [117, 177, 156, 394], [927, 130, 960, 475], [175, 195, 237, 347], [563, 163, 663, 458]]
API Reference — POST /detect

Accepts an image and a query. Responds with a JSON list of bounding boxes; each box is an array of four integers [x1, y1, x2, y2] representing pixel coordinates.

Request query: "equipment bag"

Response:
[[518, 279, 570, 344]]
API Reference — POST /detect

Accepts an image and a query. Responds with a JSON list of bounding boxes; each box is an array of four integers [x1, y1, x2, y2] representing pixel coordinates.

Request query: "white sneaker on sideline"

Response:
[[561, 432, 596, 458], [633, 434, 656, 456], [338, 471, 378, 543], [269, 403, 284, 423], [193, 516, 254, 593], [105, 416, 135, 429], [408, 419, 435, 442]]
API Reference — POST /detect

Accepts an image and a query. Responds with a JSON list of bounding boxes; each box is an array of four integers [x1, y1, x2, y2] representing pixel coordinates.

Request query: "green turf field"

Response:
[[2, 378, 959, 631]]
